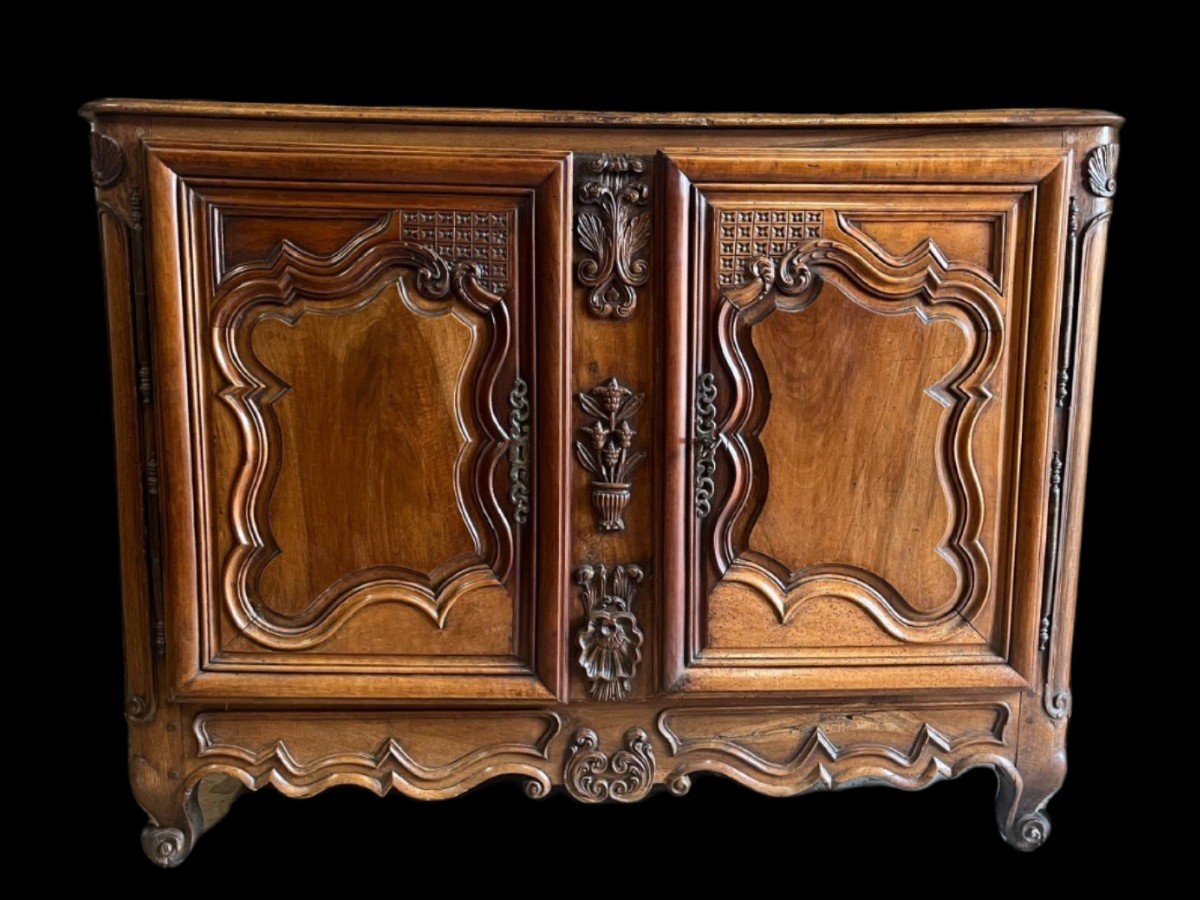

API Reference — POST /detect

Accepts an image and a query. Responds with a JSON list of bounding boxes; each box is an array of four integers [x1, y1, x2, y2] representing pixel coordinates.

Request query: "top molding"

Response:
[[78, 99, 1124, 129]]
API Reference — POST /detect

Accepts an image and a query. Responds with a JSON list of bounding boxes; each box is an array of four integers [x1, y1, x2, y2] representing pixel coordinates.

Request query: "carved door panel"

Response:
[[661, 149, 1070, 693], [146, 144, 570, 701]]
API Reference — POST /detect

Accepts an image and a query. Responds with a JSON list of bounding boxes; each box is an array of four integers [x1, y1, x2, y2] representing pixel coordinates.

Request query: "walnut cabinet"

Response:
[[83, 100, 1120, 865]]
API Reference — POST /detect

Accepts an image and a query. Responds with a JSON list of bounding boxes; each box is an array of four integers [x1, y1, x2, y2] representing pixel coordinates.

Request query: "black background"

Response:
[[49, 58, 1150, 880]]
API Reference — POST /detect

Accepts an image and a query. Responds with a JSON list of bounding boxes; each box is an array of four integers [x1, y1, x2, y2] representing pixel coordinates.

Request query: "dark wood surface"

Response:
[[84, 101, 1119, 866]]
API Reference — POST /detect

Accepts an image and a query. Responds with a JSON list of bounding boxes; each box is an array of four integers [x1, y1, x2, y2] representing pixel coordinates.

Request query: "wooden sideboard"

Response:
[[82, 100, 1120, 865]]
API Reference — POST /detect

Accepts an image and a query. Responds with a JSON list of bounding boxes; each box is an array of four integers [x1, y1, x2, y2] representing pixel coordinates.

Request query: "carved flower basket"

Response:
[[591, 482, 632, 531]]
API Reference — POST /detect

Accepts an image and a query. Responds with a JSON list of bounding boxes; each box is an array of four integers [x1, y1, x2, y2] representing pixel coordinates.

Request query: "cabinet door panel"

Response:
[[147, 145, 570, 700], [662, 150, 1068, 693]]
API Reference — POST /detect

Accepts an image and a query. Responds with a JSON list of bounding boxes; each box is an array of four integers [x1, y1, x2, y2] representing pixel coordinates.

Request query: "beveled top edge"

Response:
[[79, 99, 1124, 128]]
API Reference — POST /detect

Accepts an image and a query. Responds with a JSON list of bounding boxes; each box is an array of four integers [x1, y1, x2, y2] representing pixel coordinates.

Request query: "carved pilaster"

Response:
[[575, 155, 651, 318]]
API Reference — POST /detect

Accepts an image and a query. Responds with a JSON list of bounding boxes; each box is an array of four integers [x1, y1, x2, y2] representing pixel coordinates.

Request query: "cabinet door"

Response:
[[146, 144, 570, 701], [661, 149, 1069, 693]]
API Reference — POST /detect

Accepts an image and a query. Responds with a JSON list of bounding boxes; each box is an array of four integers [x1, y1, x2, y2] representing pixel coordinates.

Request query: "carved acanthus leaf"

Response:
[[575, 155, 651, 319]]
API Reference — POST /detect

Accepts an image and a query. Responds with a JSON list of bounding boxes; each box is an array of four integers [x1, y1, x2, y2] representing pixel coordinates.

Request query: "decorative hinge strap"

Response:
[[1056, 197, 1081, 409], [1039, 451, 1065, 652], [694, 372, 723, 518], [507, 376, 530, 525]]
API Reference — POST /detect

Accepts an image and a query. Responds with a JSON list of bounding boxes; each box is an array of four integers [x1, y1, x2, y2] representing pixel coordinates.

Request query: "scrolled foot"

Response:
[[1003, 811, 1051, 851], [667, 774, 692, 796], [141, 825, 192, 868], [994, 761, 1057, 852], [523, 776, 551, 799]]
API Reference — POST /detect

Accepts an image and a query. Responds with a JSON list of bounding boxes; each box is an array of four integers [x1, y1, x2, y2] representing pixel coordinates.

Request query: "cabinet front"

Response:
[[661, 149, 1069, 693], [146, 144, 570, 700]]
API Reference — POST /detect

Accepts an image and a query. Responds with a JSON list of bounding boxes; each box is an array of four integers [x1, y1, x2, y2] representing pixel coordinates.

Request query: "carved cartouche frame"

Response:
[[212, 211, 517, 649], [706, 225, 1003, 642]]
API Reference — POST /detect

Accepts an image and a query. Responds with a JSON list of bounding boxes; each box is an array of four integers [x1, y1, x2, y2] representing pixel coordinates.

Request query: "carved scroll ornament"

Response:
[[575, 155, 650, 318], [576, 563, 644, 701], [564, 727, 655, 803]]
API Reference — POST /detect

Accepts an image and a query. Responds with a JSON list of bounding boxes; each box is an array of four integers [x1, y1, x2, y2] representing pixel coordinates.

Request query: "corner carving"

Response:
[[575, 155, 650, 319], [574, 377, 645, 531], [712, 222, 1002, 642], [213, 211, 514, 650], [508, 376, 530, 525], [90, 132, 124, 187], [564, 727, 655, 802], [576, 563, 644, 701], [1086, 144, 1118, 198]]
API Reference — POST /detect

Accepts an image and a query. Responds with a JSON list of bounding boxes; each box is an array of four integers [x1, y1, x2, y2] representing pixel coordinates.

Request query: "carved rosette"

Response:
[[89, 132, 124, 187], [564, 728, 655, 802], [1086, 144, 1118, 198], [575, 155, 651, 318], [576, 563, 644, 701], [574, 377, 645, 531], [508, 376, 530, 524]]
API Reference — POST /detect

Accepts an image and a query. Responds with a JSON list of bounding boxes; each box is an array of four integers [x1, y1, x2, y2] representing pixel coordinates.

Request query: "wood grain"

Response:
[[84, 102, 1118, 864]]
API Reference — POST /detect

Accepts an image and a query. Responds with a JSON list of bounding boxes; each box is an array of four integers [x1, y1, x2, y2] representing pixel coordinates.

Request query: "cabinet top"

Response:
[[79, 99, 1123, 128]]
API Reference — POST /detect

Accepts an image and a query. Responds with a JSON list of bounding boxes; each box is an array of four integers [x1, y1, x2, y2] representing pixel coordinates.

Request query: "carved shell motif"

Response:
[[1086, 144, 1118, 198], [90, 133, 124, 187], [576, 563, 644, 701]]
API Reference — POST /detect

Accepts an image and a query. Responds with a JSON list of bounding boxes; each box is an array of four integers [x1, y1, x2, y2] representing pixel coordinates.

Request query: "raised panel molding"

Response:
[[212, 211, 515, 650], [656, 701, 1042, 849], [711, 223, 1003, 642], [192, 711, 563, 799], [838, 210, 1006, 290]]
